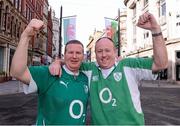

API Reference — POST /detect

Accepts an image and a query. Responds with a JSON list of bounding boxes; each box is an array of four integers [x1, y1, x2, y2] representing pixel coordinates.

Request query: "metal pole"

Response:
[[59, 6, 62, 58], [118, 8, 121, 56]]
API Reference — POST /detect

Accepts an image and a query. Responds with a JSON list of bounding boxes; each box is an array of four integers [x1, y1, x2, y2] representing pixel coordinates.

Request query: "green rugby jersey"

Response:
[[29, 66, 89, 125], [81, 58, 156, 125]]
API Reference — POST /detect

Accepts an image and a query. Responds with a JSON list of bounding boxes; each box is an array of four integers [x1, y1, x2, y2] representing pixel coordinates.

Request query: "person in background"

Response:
[[10, 19, 89, 125], [49, 12, 168, 125]]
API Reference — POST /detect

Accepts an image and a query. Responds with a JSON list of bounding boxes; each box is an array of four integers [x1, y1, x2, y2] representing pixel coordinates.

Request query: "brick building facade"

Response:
[[0, 0, 53, 82]]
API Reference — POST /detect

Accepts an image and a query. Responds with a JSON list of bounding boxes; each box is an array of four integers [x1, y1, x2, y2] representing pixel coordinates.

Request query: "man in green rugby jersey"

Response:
[[49, 12, 168, 125], [10, 19, 89, 125]]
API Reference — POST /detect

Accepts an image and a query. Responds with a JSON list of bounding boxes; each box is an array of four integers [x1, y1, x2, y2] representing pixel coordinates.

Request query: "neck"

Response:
[[63, 65, 79, 76]]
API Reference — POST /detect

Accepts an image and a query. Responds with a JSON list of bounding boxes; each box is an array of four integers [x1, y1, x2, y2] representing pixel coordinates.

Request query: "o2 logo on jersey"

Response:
[[69, 100, 85, 122], [113, 72, 122, 82], [99, 87, 117, 107]]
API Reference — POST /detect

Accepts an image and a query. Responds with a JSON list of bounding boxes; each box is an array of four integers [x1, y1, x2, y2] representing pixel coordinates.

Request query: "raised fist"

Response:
[[137, 12, 160, 33], [22, 19, 44, 37]]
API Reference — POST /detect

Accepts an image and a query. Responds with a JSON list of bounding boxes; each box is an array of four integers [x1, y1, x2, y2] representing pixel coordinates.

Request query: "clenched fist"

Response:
[[22, 19, 45, 38], [137, 12, 161, 33]]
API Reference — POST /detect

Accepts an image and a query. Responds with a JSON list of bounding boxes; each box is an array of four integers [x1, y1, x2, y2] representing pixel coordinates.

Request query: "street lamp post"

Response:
[[59, 6, 62, 58], [118, 8, 121, 56]]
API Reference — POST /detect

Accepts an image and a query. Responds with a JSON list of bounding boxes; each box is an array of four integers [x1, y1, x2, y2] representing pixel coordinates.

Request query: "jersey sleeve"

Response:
[[123, 58, 157, 81], [80, 62, 95, 71], [29, 66, 51, 94], [136, 58, 157, 80], [128, 57, 153, 70], [23, 75, 38, 94]]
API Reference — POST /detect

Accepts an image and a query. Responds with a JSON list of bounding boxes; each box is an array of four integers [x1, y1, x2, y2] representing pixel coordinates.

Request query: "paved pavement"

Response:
[[140, 86, 180, 125], [0, 93, 37, 125], [0, 80, 180, 125], [0, 80, 24, 95]]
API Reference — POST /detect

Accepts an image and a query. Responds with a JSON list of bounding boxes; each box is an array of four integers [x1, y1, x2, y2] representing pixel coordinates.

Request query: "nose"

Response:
[[102, 51, 106, 57], [73, 53, 77, 58]]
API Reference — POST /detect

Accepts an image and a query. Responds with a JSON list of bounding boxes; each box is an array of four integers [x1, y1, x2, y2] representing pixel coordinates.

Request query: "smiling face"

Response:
[[95, 37, 116, 69], [64, 42, 84, 73]]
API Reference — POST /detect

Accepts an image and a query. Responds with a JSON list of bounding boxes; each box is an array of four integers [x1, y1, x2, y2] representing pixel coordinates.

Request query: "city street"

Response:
[[140, 84, 180, 125], [0, 80, 180, 125], [0, 93, 37, 125]]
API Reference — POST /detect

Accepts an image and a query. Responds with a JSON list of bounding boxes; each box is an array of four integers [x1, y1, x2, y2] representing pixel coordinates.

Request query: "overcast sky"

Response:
[[48, 0, 126, 48]]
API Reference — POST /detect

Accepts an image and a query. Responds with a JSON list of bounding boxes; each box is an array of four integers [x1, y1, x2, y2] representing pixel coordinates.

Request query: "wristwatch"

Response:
[[152, 32, 162, 37]]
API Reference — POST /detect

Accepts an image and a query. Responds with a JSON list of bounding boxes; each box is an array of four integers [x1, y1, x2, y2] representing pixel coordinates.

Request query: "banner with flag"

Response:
[[63, 16, 76, 44], [104, 17, 118, 47]]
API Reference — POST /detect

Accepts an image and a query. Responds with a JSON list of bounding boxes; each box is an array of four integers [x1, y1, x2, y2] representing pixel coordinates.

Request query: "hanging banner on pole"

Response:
[[104, 17, 118, 47], [63, 16, 76, 44]]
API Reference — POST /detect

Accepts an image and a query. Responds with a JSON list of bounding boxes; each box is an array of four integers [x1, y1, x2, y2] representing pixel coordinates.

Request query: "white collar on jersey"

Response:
[[63, 65, 79, 76], [95, 60, 118, 70], [95, 60, 119, 79]]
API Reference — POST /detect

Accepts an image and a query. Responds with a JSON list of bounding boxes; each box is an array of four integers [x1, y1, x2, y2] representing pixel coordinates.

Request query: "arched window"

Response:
[[10, 16, 14, 37], [15, 0, 19, 10], [19, 0, 22, 12], [14, 19, 18, 38], [2, 5, 9, 31], [5, 6, 11, 33], [13, 0, 16, 7], [7, 14, 11, 32], [0, 1, 3, 29], [0, 1, 4, 29], [17, 22, 21, 38]]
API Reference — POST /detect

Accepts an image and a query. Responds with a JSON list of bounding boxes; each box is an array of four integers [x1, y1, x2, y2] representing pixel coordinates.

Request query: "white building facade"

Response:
[[124, 0, 180, 83]]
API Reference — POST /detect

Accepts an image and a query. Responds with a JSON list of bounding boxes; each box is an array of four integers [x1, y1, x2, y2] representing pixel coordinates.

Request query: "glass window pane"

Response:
[[0, 47, 4, 71]]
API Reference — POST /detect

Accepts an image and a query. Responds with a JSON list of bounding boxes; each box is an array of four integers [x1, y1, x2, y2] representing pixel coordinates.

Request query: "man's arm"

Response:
[[49, 59, 95, 76], [10, 19, 44, 84], [49, 57, 62, 77], [137, 12, 168, 72]]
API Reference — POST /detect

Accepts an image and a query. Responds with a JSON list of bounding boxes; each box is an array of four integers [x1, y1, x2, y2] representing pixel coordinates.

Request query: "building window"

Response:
[[176, 22, 180, 26], [144, 0, 149, 6], [176, 65, 180, 81], [29, 11, 31, 21], [7, 15, 11, 32], [177, 14, 180, 18], [19, 0, 22, 12], [159, 0, 166, 25], [133, 22, 136, 36], [36, 3, 39, 11], [10, 0, 13, 4], [2, 6, 9, 31], [0, 2, 3, 29], [161, 3, 166, 16], [14, 19, 18, 38], [158, 69, 168, 80], [10, 16, 14, 37], [25, 5, 29, 19], [15, 0, 19, 9], [144, 32, 149, 39], [17, 22, 21, 38], [160, 0, 166, 17], [177, 51, 180, 59], [0, 47, 4, 72], [176, 0, 180, 28], [13, 0, 15, 6], [28, 8, 30, 21], [133, 5, 136, 18]]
